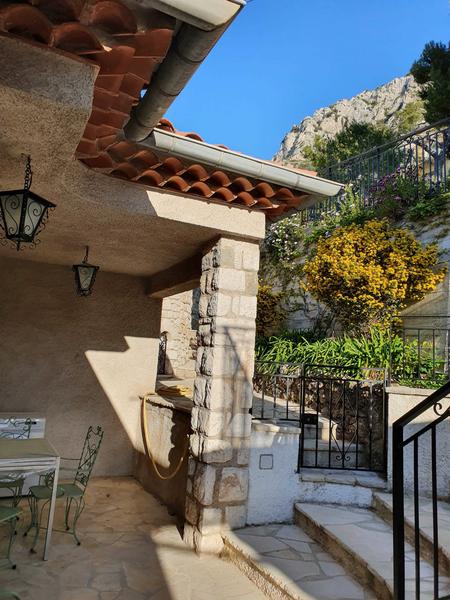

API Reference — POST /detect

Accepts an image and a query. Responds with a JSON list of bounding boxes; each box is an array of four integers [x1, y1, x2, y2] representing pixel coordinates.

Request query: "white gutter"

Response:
[[144, 0, 245, 31], [144, 128, 343, 197]]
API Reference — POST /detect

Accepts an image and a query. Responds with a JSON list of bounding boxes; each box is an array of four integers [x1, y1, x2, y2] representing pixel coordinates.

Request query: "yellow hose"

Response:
[[141, 395, 190, 481]]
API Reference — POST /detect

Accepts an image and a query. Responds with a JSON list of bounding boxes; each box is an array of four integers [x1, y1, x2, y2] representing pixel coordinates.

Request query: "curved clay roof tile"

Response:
[[273, 187, 294, 199], [179, 131, 204, 142], [183, 164, 209, 182], [212, 187, 235, 203], [157, 118, 176, 133], [31, 0, 83, 23], [52, 22, 103, 52], [160, 156, 183, 175], [253, 182, 275, 198], [230, 177, 253, 193], [136, 169, 163, 187], [236, 192, 258, 207], [164, 175, 189, 192], [0, 5, 53, 44], [129, 149, 160, 169], [84, 0, 136, 34], [189, 181, 212, 198], [255, 197, 275, 209], [207, 171, 231, 189], [110, 162, 138, 179]]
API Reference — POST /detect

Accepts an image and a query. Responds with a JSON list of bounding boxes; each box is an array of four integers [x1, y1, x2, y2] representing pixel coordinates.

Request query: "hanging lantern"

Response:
[[72, 246, 99, 297], [0, 156, 55, 251]]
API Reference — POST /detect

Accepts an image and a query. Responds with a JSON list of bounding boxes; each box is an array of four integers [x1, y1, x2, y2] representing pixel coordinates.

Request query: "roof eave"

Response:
[[144, 128, 343, 198]]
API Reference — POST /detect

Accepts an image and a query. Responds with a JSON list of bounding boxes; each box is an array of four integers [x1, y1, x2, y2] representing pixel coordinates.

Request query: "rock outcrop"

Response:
[[274, 75, 422, 166]]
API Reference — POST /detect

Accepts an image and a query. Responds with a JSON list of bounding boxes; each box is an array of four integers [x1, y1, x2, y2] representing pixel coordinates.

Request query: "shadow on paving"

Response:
[[1, 477, 265, 600]]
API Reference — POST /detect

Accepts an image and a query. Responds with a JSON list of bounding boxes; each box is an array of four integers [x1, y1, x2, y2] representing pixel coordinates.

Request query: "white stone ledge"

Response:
[[298, 468, 386, 489], [386, 384, 442, 397], [142, 393, 193, 414]]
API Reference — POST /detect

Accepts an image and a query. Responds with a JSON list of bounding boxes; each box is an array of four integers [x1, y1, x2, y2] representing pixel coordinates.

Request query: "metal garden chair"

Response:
[[25, 426, 104, 551], [0, 418, 33, 441], [0, 417, 33, 569], [0, 476, 22, 569]]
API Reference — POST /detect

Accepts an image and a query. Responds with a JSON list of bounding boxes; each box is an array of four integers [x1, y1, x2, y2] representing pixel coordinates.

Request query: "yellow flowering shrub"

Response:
[[256, 284, 286, 336], [303, 220, 446, 330]]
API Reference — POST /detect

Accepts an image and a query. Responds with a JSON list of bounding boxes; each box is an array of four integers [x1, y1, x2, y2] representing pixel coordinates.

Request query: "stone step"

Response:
[[222, 524, 376, 600], [373, 491, 450, 576], [294, 502, 450, 600], [296, 470, 387, 508]]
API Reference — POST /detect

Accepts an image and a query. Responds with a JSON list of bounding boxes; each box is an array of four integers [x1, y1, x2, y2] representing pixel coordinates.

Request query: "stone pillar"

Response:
[[184, 237, 259, 553]]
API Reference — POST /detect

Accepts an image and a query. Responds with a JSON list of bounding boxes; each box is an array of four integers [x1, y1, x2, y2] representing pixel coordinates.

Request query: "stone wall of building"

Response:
[[160, 289, 200, 377], [183, 237, 259, 554]]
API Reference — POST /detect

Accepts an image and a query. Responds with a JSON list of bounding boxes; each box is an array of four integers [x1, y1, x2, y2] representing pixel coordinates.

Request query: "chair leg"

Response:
[[64, 498, 73, 531], [23, 494, 36, 538], [71, 497, 85, 546], [29, 499, 49, 554], [4, 517, 18, 569]]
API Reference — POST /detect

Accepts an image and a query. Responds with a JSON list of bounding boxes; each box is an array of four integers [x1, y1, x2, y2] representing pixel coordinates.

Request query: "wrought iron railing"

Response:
[[392, 379, 450, 599], [299, 118, 450, 224], [391, 316, 450, 387], [252, 362, 387, 472]]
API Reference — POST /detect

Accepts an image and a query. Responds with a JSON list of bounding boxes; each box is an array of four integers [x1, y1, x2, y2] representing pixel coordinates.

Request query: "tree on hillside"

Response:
[[410, 41, 450, 123], [303, 122, 395, 172]]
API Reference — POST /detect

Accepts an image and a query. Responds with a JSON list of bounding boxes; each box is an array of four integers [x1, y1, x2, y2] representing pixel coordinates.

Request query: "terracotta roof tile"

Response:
[[0, 3, 312, 217]]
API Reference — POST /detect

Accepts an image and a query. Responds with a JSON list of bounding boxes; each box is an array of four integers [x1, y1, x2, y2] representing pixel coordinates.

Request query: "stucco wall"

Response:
[[135, 396, 191, 519], [0, 257, 161, 476], [386, 385, 450, 497], [247, 421, 376, 525]]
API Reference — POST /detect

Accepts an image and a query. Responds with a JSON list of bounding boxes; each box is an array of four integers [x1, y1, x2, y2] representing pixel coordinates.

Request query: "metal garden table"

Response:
[[0, 437, 60, 560]]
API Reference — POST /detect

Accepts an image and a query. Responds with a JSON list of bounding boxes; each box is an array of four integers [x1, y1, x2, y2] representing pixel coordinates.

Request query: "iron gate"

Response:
[[252, 363, 387, 473]]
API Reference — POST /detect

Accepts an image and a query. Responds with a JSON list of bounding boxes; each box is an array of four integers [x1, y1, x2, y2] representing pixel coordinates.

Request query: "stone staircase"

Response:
[[223, 485, 450, 600]]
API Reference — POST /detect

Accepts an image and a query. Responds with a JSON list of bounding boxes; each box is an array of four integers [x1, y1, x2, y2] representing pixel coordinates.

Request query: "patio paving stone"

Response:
[[0, 477, 267, 600], [224, 523, 377, 600]]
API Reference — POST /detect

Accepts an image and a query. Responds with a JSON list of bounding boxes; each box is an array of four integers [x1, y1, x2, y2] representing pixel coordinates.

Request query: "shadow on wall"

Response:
[[0, 256, 161, 477]]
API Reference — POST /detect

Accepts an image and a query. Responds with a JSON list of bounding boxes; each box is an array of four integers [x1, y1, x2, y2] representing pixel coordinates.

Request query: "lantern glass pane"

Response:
[[78, 265, 96, 292], [23, 196, 45, 240], [0, 193, 23, 239]]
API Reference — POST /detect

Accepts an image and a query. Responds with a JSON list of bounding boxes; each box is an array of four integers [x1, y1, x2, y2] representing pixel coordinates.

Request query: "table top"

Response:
[[0, 438, 59, 462]]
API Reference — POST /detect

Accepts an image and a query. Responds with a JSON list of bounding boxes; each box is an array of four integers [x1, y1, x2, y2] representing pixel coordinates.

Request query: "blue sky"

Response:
[[166, 0, 449, 160]]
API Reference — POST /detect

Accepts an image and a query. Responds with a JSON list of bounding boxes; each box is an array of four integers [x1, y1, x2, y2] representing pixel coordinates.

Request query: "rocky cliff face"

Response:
[[274, 75, 422, 166]]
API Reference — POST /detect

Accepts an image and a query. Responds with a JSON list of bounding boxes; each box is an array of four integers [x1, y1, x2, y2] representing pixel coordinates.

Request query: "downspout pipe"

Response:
[[143, 128, 344, 198], [124, 7, 243, 141]]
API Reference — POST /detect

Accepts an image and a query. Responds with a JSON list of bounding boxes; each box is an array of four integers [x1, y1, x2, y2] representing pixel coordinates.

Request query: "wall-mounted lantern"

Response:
[[0, 156, 55, 251], [72, 246, 99, 297]]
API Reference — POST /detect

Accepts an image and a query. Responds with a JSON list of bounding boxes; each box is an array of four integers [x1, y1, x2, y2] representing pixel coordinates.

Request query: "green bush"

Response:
[[256, 327, 445, 386]]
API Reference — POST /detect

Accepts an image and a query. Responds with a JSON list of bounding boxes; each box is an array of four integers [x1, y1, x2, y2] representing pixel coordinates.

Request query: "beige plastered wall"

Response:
[[0, 256, 161, 476]]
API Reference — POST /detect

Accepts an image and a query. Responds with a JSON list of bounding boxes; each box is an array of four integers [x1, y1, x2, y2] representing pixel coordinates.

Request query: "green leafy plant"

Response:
[[406, 190, 450, 221], [397, 100, 426, 133], [411, 41, 450, 123], [303, 122, 395, 172], [256, 327, 447, 387]]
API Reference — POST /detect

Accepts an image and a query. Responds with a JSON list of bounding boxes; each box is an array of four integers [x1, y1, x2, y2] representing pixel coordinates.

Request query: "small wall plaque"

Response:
[[259, 454, 273, 470]]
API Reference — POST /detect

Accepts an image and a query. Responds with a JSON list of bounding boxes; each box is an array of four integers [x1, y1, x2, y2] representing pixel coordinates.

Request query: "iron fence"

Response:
[[298, 118, 450, 224], [392, 379, 450, 599], [391, 316, 450, 387], [252, 362, 387, 472]]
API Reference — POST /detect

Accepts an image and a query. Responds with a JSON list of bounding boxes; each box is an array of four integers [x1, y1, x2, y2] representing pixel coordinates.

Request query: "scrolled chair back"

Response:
[[0, 417, 33, 440], [74, 426, 104, 490]]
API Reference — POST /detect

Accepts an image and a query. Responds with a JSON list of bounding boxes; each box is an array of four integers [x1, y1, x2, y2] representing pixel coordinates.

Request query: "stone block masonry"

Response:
[[184, 237, 259, 554]]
